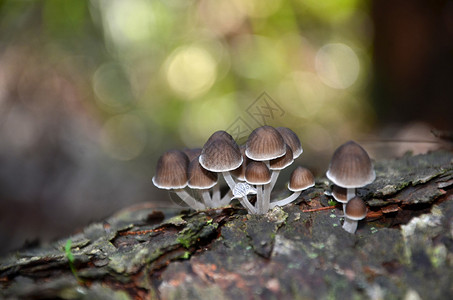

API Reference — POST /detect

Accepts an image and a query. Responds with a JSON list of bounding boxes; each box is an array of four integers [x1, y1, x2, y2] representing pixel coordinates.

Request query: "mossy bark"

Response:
[[1, 150, 453, 299]]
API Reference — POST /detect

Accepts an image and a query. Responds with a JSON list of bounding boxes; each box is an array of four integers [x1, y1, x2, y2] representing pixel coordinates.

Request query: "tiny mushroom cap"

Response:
[[288, 166, 315, 192], [345, 196, 367, 220], [276, 127, 303, 159], [270, 144, 294, 170], [246, 125, 286, 161], [326, 141, 376, 188], [205, 130, 239, 148], [188, 157, 218, 189], [332, 185, 348, 203], [152, 150, 189, 190], [182, 148, 202, 162], [245, 161, 272, 185], [199, 138, 243, 172]]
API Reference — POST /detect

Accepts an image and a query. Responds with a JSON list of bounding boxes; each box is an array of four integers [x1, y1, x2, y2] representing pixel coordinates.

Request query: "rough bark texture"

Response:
[[1, 150, 453, 299]]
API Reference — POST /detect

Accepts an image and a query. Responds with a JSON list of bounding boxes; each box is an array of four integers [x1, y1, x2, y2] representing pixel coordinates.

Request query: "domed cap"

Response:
[[276, 127, 303, 159], [199, 138, 243, 172], [188, 157, 218, 189], [326, 141, 376, 188], [245, 161, 271, 185], [332, 185, 347, 203], [152, 150, 189, 190], [345, 196, 367, 220], [245, 126, 286, 161], [205, 130, 239, 148], [270, 144, 294, 170], [288, 166, 315, 192], [183, 148, 202, 162]]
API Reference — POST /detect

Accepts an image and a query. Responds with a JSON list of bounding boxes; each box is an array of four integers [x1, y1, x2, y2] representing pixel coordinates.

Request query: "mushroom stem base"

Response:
[[269, 191, 301, 209], [342, 217, 358, 234], [175, 190, 204, 210]]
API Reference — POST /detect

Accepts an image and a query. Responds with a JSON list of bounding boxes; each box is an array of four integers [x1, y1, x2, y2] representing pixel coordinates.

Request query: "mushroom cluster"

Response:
[[152, 126, 315, 214], [325, 140, 375, 233]]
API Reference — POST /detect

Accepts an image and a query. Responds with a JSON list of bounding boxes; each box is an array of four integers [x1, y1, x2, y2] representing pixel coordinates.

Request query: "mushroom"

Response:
[[245, 126, 286, 212], [342, 196, 367, 234], [188, 156, 218, 208], [276, 127, 303, 159], [152, 150, 204, 210], [199, 131, 242, 195], [331, 184, 347, 205], [326, 141, 375, 213], [245, 161, 272, 214], [270, 166, 315, 208], [269, 144, 294, 191]]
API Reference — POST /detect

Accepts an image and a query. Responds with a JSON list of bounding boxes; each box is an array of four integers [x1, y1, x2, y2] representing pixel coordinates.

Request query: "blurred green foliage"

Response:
[[0, 0, 374, 162]]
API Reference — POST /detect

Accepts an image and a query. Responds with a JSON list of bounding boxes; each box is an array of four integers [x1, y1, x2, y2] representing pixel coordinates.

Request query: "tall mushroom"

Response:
[[245, 126, 286, 212], [199, 131, 242, 195], [342, 196, 367, 234], [245, 161, 272, 214], [188, 156, 218, 208], [270, 166, 315, 208], [326, 141, 375, 213], [152, 150, 204, 210]]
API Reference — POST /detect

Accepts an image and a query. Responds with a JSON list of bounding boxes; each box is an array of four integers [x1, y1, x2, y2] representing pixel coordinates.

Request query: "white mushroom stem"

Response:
[[255, 185, 264, 213], [237, 195, 257, 214], [174, 189, 204, 210], [201, 190, 213, 208], [222, 171, 237, 191], [342, 217, 358, 234], [269, 170, 280, 191], [212, 184, 220, 206], [220, 190, 233, 206], [269, 191, 301, 209]]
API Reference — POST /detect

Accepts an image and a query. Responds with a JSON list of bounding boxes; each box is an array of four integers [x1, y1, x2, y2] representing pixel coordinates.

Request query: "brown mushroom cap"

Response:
[[245, 161, 271, 185], [345, 196, 367, 220], [276, 127, 303, 159], [270, 144, 294, 170], [182, 148, 202, 162], [245, 126, 286, 161], [288, 166, 315, 192], [188, 157, 218, 189], [199, 138, 243, 172], [326, 141, 376, 188], [332, 185, 347, 203], [152, 150, 189, 190]]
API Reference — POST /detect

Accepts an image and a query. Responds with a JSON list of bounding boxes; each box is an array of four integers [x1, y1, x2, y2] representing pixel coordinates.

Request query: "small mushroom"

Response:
[[326, 141, 375, 212], [245, 126, 286, 212], [270, 166, 315, 208], [152, 150, 204, 210], [331, 184, 347, 204], [199, 131, 242, 193], [276, 127, 303, 159], [342, 196, 367, 234], [188, 156, 218, 208], [245, 161, 272, 214]]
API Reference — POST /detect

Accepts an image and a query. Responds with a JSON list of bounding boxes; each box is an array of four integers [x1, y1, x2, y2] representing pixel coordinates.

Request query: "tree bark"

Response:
[[1, 150, 453, 299]]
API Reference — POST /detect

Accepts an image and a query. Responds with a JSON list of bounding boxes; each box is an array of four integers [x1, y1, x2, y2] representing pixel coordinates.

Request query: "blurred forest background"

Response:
[[0, 0, 452, 254]]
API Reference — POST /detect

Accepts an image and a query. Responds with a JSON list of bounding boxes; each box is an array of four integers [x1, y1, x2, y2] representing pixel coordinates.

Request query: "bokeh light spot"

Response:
[[315, 43, 360, 89], [93, 62, 135, 112], [165, 45, 217, 100], [100, 114, 147, 161]]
